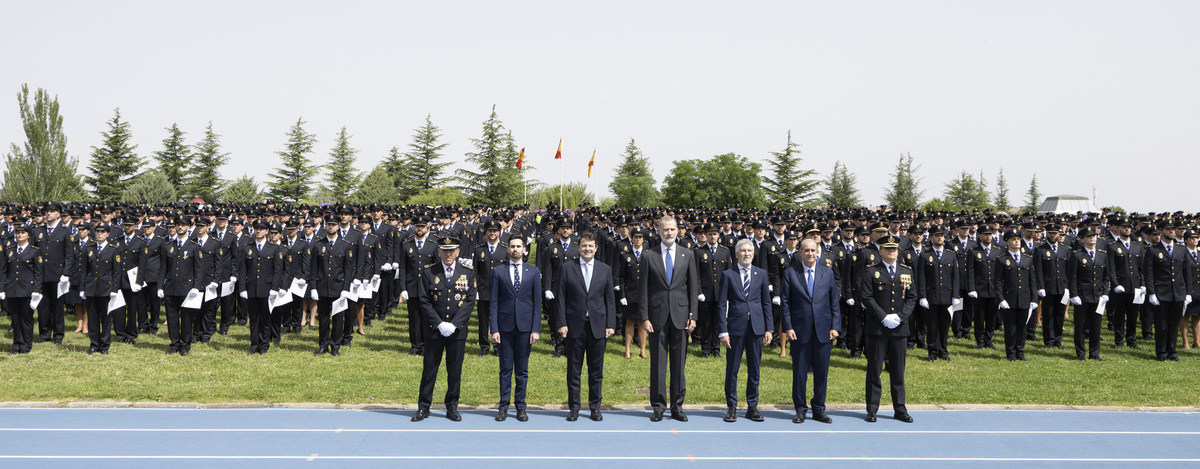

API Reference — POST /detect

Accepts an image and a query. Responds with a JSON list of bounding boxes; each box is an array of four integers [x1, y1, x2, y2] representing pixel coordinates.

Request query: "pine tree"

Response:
[[884, 153, 923, 211], [402, 114, 451, 194], [1024, 173, 1042, 213], [221, 174, 263, 205], [456, 105, 522, 206], [350, 165, 401, 204], [2, 84, 85, 203], [153, 123, 191, 199], [383, 146, 415, 200], [324, 126, 360, 202], [993, 167, 1010, 211], [85, 108, 143, 201], [608, 138, 658, 209], [821, 160, 861, 208], [761, 131, 820, 209], [943, 170, 989, 211], [191, 121, 229, 204], [121, 170, 176, 204], [266, 118, 319, 203]]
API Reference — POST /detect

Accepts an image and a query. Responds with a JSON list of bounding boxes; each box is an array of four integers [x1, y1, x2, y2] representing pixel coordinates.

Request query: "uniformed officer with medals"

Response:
[[858, 234, 916, 423], [412, 236, 476, 422]]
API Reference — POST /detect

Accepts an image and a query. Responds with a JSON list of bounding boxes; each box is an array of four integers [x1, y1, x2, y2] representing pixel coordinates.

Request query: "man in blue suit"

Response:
[[489, 237, 542, 422], [556, 232, 616, 422], [781, 239, 841, 423], [717, 239, 773, 422]]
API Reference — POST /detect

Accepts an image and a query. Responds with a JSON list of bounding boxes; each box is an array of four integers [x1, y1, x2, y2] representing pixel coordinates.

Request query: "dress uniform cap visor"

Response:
[[438, 236, 460, 250], [1002, 229, 1022, 241], [878, 235, 901, 248]]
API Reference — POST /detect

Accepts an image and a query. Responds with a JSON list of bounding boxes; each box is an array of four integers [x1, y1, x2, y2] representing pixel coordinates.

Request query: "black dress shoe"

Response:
[[850, 351, 862, 358], [895, 412, 914, 423], [940, 355, 952, 361], [1090, 355, 1103, 361], [566, 410, 579, 422], [495, 409, 507, 421], [1170, 356, 1180, 361], [8, 351, 16, 356], [180, 350, 188, 356], [925, 355, 937, 362], [87, 348, 95, 355], [865, 413, 877, 423], [446, 409, 462, 421], [590, 410, 602, 421], [1007, 356, 1016, 362], [650, 410, 664, 422], [813, 412, 832, 424], [247, 351, 256, 356], [1076, 355, 1086, 361], [330, 349, 340, 357], [792, 412, 806, 423], [671, 410, 688, 422], [700, 351, 710, 358], [1127, 343, 1139, 349], [477, 348, 490, 357], [552, 349, 562, 358], [516, 409, 528, 422], [723, 408, 737, 422], [1018, 355, 1027, 361], [746, 407, 764, 422], [711, 350, 720, 358], [314, 349, 327, 356], [411, 409, 429, 422]]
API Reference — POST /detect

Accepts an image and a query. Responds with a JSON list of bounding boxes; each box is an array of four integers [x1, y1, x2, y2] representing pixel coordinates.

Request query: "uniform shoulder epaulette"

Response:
[[459, 263, 474, 270]]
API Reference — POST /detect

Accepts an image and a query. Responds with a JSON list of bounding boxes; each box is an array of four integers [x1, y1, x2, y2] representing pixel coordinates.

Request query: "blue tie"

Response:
[[664, 248, 673, 285], [513, 264, 521, 290], [888, 264, 895, 279], [583, 262, 591, 292], [807, 268, 814, 296]]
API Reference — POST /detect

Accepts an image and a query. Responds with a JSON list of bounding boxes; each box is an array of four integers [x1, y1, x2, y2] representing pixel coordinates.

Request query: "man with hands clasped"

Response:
[[717, 239, 773, 423], [858, 235, 916, 423], [412, 236, 476, 422], [780, 239, 840, 424], [238, 221, 285, 355], [1067, 227, 1114, 361]]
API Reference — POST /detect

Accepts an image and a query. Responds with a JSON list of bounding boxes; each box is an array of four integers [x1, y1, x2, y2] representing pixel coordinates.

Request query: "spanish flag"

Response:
[[554, 138, 562, 160], [587, 149, 595, 178], [516, 147, 524, 169]]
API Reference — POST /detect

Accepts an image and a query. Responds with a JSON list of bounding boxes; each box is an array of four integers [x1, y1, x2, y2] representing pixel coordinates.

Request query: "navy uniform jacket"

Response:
[[696, 245, 732, 302], [237, 241, 285, 298], [850, 245, 881, 303], [308, 236, 355, 298], [915, 247, 960, 304], [401, 237, 438, 294], [281, 237, 310, 293], [161, 238, 203, 296], [213, 230, 239, 283], [355, 232, 381, 281], [32, 223, 72, 281], [4, 244, 43, 297], [556, 260, 617, 339], [1143, 242, 1190, 302], [859, 262, 917, 337], [614, 247, 647, 304], [539, 240, 580, 296], [994, 250, 1035, 308], [418, 260, 476, 340], [1068, 248, 1114, 303], [967, 244, 1002, 298], [83, 243, 122, 297], [1107, 240, 1145, 291], [193, 236, 220, 289], [1034, 242, 1071, 296], [474, 241, 510, 300], [141, 235, 165, 284], [113, 233, 145, 289]]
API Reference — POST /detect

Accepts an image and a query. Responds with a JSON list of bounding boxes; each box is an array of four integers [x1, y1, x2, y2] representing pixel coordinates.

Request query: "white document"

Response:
[[126, 268, 138, 290], [221, 280, 236, 297], [359, 286, 373, 299], [56, 280, 70, 298], [274, 291, 292, 307], [394, 268, 400, 280], [289, 278, 308, 297], [332, 297, 348, 315], [107, 292, 126, 313], [1027, 303, 1037, 323], [345, 286, 359, 302], [182, 290, 203, 309], [1132, 288, 1146, 305], [948, 301, 963, 319], [370, 276, 381, 292], [1061, 290, 1070, 306], [1096, 296, 1108, 315], [203, 284, 219, 302]]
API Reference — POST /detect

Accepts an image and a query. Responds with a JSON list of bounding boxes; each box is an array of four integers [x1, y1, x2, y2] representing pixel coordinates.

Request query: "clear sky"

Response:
[[2, 1, 1197, 212]]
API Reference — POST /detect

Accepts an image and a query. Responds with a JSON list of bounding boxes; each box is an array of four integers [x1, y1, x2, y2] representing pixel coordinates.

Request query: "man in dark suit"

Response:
[[717, 238, 773, 422], [237, 221, 285, 355], [412, 236, 476, 423], [966, 226, 1002, 350], [83, 224, 121, 355], [1107, 216, 1145, 348], [780, 239, 840, 423], [489, 236, 541, 422], [639, 216, 698, 422], [859, 235, 916, 423], [556, 232, 616, 422], [113, 219, 145, 344], [191, 218, 220, 344], [540, 218, 580, 357], [696, 223, 732, 358], [5, 222, 43, 354], [1068, 227, 1114, 361]]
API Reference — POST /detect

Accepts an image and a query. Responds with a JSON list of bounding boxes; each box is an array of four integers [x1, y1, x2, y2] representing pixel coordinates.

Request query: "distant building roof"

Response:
[[1038, 195, 1099, 214]]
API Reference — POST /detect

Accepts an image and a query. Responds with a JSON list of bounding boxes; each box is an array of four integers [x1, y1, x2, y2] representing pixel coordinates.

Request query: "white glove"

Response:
[[772, 296, 781, 306], [352, 279, 363, 286], [1037, 289, 1046, 298], [381, 263, 393, 271], [372, 274, 381, 282], [1138, 286, 1147, 296], [769, 285, 773, 292], [268, 290, 278, 300], [999, 300, 1010, 309], [59, 275, 70, 283], [968, 291, 978, 299], [1149, 294, 1160, 306], [157, 289, 165, 299], [277, 289, 287, 298], [188, 288, 200, 296], [698, 294, 706, 302], [401, 290, 409, 301], [207, 282, 217, 290], [882, 314, 901, 329], [1114, 285, 1126, 294], [952, 298, 962, 307], [437, 321, 456, 337], [110, 292, 119, 298], [0, 292, 7, 300], [1100, 295, 1109, 303], [239, 291, 249, 299], [919, 298, 930, 309], [1070, 297, 1082, 305], [310, 290, 319, 300], [545, 290, 555, 300], [845, 298, 855, 306], [1187, 295, 1193, 308], [79, 292, 85, 299], [1029, 302, 1038, 309], [620, 298, 628, 306], [230, 276, 237, 283], [339, 291, 351, 300], [130, 283, 142, 293], [613, 285, 620, 291]]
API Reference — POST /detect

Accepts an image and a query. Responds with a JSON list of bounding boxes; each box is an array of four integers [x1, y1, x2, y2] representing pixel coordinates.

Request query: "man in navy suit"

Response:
[[556, 232, 616, 422], [781, 239, 841, 423], [717, 238, 772, 422], [489, 237, 541, 422]]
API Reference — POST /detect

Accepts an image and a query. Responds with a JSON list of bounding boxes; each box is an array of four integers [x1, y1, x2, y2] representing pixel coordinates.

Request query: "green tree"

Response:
[[993, 167, 1011, 211], [152, 123, 191, 198], [324, 126, 360, 202], [921, 197, 954, 212], [2, 84, 85, 203], [349, 166, 401, 204], [661, 153, 766, 209], [820, 160, 861, 209], [382, 146, 414, 199], [943, 170, 990, 211], [221, 174, 263, 205], [400, 114, 451, 197], [85, 108, 143, 201], [456, 106, 522, 206], [762, 131, 819, 209], [121, 170, 176, 204], [191, 121, 229, 204], [608, 138, 659, 209], [530, 181, 594, 210], [266, 118, 319, 203], [1024, 173, 1042, 213], [884, 153, 923, 210], [407, 186, 467, 207]]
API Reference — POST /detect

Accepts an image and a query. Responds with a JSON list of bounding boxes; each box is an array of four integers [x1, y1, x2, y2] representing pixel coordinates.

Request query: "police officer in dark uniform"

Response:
[[238, 220, 285, 355], [5, 221, 43, 354], [696, 223, 732, 358], [191, 217, 220, 343], [967, 226, 1002, 350], [114, 218, 144, 344], [996, 229, 1037, 361], [1067, 227, 1113, 361], [1107, 216, 1145, 348], [473, 220, 509, 356], [915, 224, 961, 361], [32, 203, 73, 345], [616, 227, 650, 359], [280, 221, 309, 335], [401, 216, 436, 355], [308, 219, 354, 357], [411, 236, 476, 423], [83, 224, 121, 355], [858, 235, 915, 423], [140, 219, 165, 335], [1034, 223, 1071, 348], [1143, 223, 1190, 361], [540, 218, 579, 357], [159, 217, 202, 356]]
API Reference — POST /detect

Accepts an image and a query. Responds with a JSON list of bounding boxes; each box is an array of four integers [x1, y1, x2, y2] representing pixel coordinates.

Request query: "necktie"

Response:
[[446, 265, 453, 281], [984, 246, 990, 257], [563, 242, 569, 251], [741, 268, 750, 295], [1192, 251, 1198, 263], [888, 264, 895, 279], [1166, 244, 1173, 256], [1014, 253, 1020, 264], [1088, 250, 1095, 261], [1051, 244, 1057, 255], [341, 229, 346, 239], [711, 246, 716, 255], [417, 240, 423, 251], [489, 244, 495, 255], [514, 264, 521, 290], [664, 248, 673, 284], [635, 250, 640, 262], [1124, 241, 1130, 249], [806, 268, 814, 296], [16, 246, 23, 256], [257, 243, 263, 252], [583, 262, 591, 292], [178, 240, 184, 248], [936, 249, 942, 260]]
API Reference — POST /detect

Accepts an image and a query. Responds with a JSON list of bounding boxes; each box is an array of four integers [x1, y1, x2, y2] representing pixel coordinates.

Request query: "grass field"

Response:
[[1, 304, 1198, 408]]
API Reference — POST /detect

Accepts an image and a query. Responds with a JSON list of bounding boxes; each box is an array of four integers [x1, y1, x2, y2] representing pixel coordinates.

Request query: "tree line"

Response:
[[4, 84, 1047, 212]]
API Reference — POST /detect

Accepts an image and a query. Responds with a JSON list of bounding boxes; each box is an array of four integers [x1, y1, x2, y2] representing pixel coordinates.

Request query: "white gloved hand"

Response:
[[268, 290, 278, 300], [1037, 289, 1046, 298], [230, 276, 237, 283], [1, 292, 8, 300], [110, 291, 119, 298], [79, 292, 85, 299], [372, 274, 381, 282], [1149, 294, 1160, 306], [769, 285, 773, 292], [207, 282, 217, 290], [919, 298, 930, 309], [188, 288, 200, 296], [846, 298, 855, 306], [1100, 295, 1109, 303], [620, 298, 628, 306], [277, 289, 288, 298], [401, 290, 409, 301], [1029, 302, 1039, 310], [882, 314, 901, 329], [613, 285, 620, 291], [952, 298, 962, 307], [437, 321, 456, 337], [339, 291, 351, 300], [157, 289, 165, 299], [1138, 286, 1147, 296], [130, 283, 142, 293], [1188, 295, 1193, 304], [239, 291, 249, 299], [60, 275, 70, 283], [1070, 297, 1082, 306], [698, 294, 706, 302], [772, 296, 781, 306], [1114, 285, 1126, 294], [352, 279, 363, 286], [998, 300, 1010, 309], [968, 291, 978, 299], [381, 263, 393, 271], [544, 290, 555, 300], [310, 290, 319, 300]]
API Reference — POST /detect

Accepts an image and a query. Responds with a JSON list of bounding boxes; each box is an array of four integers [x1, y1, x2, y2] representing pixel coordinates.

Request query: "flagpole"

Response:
[[559, 148, 564, 209]]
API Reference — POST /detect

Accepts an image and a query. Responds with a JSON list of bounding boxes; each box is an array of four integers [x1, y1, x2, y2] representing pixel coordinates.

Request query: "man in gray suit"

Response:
[[640, 216, 698, 422]]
